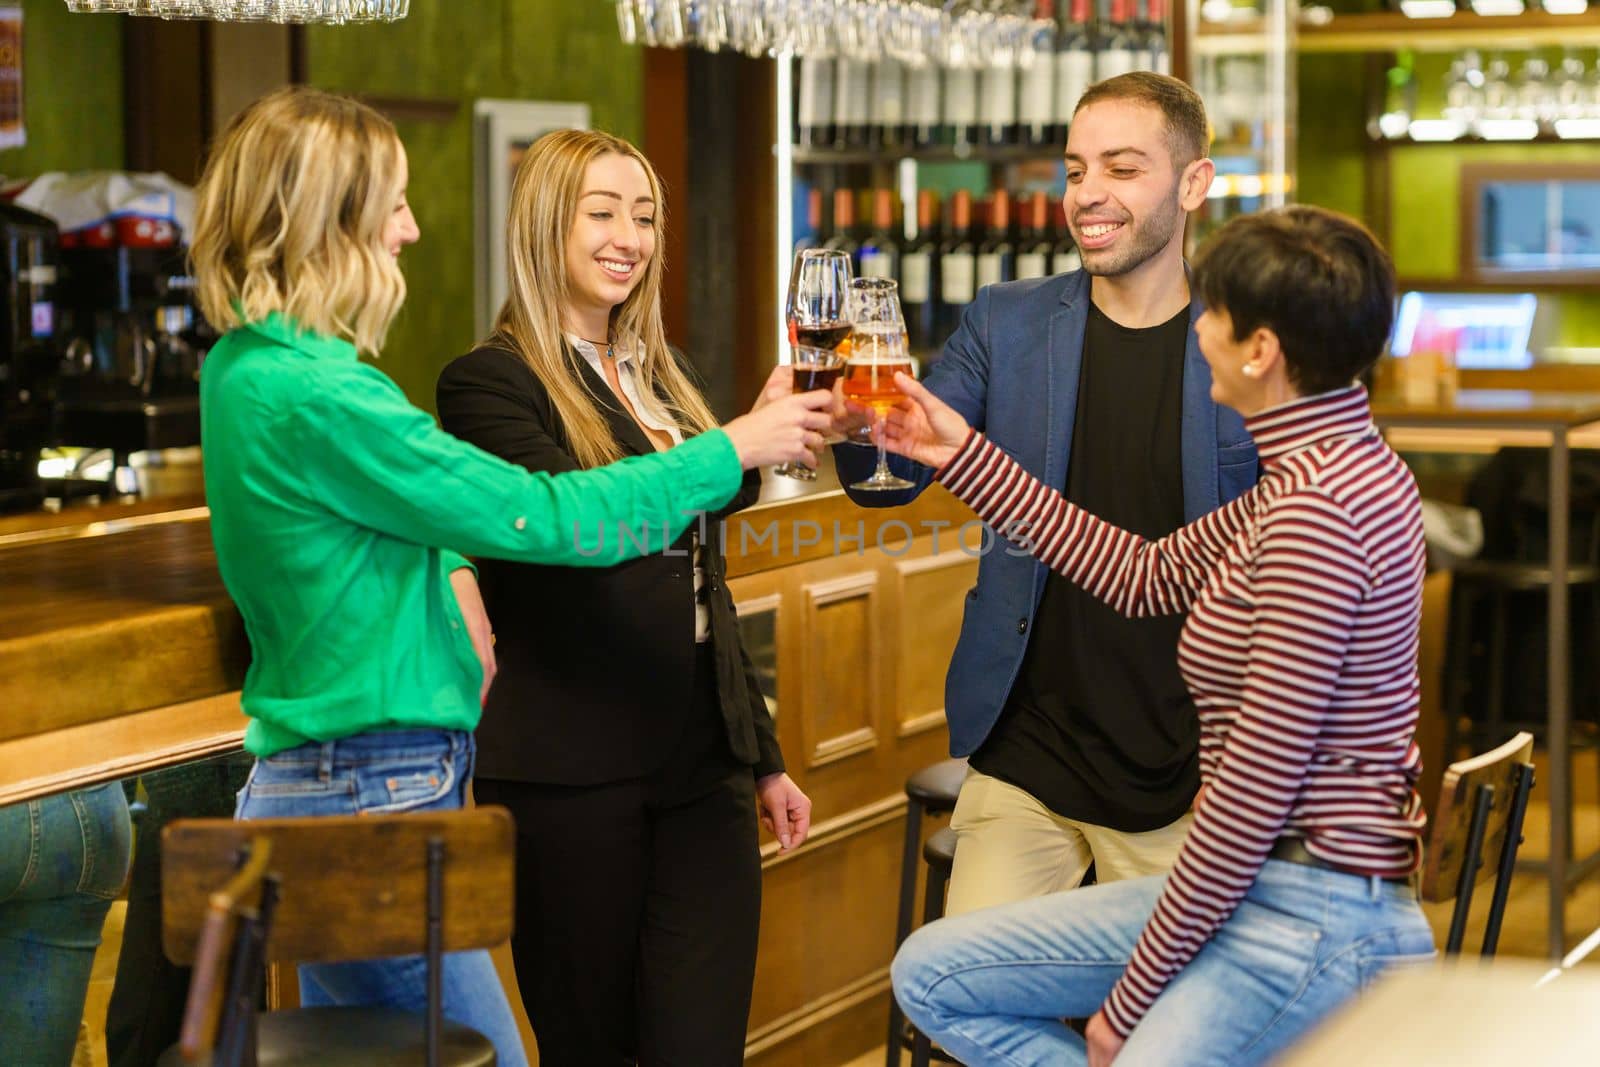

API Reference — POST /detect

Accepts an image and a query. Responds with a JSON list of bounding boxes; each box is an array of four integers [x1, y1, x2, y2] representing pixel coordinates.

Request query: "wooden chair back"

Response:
[[161, 806, 514, 966], [171, 835, 276, 1059], [1420, 731, 1535, 955]]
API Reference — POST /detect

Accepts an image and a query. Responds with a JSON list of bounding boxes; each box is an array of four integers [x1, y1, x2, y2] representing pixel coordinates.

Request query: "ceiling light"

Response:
[[1469, 0, 1526, 14], [1399, 0, 1458, 16], [1407, 119, 1469, 141], [1477, 119, 1540, 139]]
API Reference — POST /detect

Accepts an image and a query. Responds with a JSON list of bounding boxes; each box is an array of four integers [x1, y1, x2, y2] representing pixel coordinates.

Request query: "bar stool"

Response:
[[907, 826, 960, 1067], [887, 759, 967, 1067], [1443, 449, 1600, 772]]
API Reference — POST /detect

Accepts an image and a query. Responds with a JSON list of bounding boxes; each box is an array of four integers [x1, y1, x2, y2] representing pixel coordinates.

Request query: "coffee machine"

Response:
[[0, 202, 60, 513], [53, 223, 209, 493]]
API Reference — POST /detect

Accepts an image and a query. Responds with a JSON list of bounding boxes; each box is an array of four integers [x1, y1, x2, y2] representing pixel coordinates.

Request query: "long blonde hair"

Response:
[[490, 128, 716, 469], [190, 86, 407, 357]]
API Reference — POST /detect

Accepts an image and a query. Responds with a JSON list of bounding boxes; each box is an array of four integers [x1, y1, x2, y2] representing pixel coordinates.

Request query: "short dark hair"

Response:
[[1075, 72, 1209, 166], [1194, 206, 1396, 396]]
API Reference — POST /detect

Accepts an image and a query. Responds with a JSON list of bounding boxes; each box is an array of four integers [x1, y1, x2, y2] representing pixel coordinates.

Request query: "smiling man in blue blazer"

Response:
[[837, 73, 1259, 915]]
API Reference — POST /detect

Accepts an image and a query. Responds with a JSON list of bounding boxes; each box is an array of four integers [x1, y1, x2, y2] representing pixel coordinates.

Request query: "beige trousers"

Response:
[[944, 769, 1194, 917]]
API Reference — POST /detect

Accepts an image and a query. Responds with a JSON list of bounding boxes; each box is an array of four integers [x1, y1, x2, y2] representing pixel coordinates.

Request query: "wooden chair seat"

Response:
[[153, 1007, 495, 1066]]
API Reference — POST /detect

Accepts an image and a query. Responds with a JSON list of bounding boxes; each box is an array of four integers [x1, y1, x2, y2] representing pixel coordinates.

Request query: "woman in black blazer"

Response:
[[436, 129, 814, 1066]]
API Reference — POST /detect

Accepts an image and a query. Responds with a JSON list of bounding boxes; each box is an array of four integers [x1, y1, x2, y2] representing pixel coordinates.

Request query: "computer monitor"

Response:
[[1389, 291, 1538, 369]]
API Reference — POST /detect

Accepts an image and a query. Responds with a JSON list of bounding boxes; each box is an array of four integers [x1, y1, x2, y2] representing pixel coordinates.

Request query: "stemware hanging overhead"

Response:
[[612, 0, 1041, 68]]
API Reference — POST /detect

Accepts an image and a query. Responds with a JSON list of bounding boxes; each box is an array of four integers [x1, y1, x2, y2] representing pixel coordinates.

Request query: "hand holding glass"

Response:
[[878, 372, 972, 473]]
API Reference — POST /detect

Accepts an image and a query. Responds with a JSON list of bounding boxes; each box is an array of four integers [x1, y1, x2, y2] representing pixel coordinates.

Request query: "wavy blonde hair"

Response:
[[490, 128, 716, 469], [190, 86, 407, 356]]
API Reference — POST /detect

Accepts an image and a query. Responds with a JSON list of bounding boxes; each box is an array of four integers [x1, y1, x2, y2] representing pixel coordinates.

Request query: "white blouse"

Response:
[[569, 334, 710, 643]]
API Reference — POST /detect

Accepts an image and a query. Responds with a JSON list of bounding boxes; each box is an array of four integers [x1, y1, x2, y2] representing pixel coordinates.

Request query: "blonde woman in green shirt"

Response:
[[189, 87, 831, 1066]]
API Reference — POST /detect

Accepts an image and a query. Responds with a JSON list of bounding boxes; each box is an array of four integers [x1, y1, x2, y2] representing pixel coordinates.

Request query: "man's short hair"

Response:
[[1194, 206, 1397, 397], [1075, 72, 1210, 167]]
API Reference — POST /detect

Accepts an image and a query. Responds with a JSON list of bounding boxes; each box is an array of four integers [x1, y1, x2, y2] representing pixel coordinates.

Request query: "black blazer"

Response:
[[436, 343, 783, 786]]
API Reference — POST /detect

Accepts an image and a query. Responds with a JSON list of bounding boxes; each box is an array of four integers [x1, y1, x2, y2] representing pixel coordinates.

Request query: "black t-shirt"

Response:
[[971, 301, 1199, 832]]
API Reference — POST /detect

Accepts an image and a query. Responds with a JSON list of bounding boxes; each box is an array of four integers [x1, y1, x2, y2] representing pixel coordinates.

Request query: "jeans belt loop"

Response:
[[318, 741, 336, 782]]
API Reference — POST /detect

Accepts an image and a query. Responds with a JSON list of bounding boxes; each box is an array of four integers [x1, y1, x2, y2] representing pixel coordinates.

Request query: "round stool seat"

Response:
[[923, 825, 957, 874], [906, 758, 968, 813], [157, 1007, 498, 1067], [1454, 558, 1600, 592]]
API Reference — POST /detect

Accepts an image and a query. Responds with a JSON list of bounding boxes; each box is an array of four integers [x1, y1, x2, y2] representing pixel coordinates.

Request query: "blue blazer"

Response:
[[835, 270, 1260, 757]]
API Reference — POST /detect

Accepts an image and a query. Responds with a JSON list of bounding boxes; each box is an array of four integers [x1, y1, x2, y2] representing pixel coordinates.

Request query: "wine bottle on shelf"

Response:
[[1096, 0, 1140, 81], [976, 190, 1017, 290], [1145, 0, 1171, 76], [797, 55, 836, 148], [938, 190, 977, 342], [1015, 191, 1054, 280], [872, 58, 908, 150], [902, 190, 942, 354], [1054, 0, 1094, 144], [793, 187, 826, 257], [1020, 1, 1058, 148], [981, 33, 1020, 146], [944, 63, 980, 149], [1051, 200, 1083, 274], [824, 189, 863, 271], [859, 189, 902, 282], [907, 60, 942, 148], [835, 55, 872, 148]]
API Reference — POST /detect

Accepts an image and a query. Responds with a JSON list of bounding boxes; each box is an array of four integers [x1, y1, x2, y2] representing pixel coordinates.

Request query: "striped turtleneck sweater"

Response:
[[936, 384, 1428, 1038]]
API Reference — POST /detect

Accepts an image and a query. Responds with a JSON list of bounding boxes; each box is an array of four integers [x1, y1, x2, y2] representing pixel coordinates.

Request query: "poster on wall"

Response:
[[0, 7, 23, 151], [473, 99, 590, 339]]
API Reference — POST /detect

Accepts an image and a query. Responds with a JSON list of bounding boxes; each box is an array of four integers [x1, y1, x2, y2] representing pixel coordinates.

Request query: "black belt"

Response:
[[1268, 837, 1417, 894]]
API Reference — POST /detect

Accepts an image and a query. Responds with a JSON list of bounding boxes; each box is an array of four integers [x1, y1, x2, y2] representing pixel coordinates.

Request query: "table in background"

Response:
[[1373, 389, 1600, 959]]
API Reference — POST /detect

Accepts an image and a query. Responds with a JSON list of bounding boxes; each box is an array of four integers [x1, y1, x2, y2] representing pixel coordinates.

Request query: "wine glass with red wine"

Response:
[[777, 248, 853, 480]]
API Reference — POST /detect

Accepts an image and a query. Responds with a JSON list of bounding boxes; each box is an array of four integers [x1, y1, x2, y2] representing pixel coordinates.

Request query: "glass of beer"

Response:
[[778, 248, 853, 479], [842, 277, 916, 492]]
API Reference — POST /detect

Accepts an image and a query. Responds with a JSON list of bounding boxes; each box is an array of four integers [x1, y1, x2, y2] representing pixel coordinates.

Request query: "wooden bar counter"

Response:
[[0, 502, 250, 805]]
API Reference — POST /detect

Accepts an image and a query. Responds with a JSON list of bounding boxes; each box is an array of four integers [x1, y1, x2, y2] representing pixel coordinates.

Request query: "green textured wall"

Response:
[[1294, 54, 1367, 222], [305, 2, 643, 410], [0, 0, 123, 177], [1388, 141, 1598, 280]]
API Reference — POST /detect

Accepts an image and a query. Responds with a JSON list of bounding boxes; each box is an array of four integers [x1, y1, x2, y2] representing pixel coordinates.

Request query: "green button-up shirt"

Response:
[[201, 314, 742, 756]]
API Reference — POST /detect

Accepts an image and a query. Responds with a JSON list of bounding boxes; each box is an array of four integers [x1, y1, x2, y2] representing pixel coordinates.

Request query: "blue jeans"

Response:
[[891, 859, 1436, 1067], [0, 782, 133, 1067], [235, 729, 527, 1067]]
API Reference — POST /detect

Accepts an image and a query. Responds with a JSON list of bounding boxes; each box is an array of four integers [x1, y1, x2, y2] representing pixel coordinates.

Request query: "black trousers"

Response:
[[474, 648, 762, 1067], [108, 754, 254, 1067]]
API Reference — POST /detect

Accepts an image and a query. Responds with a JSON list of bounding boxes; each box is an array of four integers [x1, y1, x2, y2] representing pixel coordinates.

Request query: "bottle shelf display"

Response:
[[1373, 45, 1600, 143], [776, 0, 1293, 360], [784, 0, 1176, 363], [793, 185, 1085, 360], [795, 0, 1171, 155], [1194, 8, 1600, 57]]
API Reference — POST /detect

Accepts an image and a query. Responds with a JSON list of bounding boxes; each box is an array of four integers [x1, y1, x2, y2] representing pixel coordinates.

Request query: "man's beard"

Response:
[[1078, 190, 1184, 278]]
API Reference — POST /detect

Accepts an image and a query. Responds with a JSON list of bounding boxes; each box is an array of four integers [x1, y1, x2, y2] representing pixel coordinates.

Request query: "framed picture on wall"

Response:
[[473, 99, 590, 338]]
